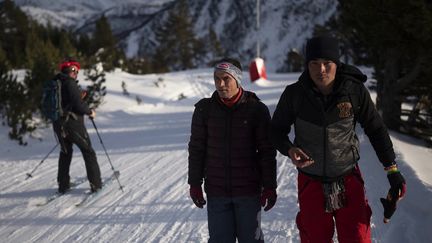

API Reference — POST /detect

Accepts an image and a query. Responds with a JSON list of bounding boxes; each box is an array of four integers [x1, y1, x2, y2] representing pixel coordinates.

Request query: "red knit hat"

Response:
[[59, 58, 80, 73]]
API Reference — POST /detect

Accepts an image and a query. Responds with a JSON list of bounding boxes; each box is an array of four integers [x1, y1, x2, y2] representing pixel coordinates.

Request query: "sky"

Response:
[[0, 68, 431, 242]]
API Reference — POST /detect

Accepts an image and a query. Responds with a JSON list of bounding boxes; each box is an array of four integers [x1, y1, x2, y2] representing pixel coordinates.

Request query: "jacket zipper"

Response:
[[323, 115, 328, 178], [225, 110, 232, 196], [322, 94, 336, 179]]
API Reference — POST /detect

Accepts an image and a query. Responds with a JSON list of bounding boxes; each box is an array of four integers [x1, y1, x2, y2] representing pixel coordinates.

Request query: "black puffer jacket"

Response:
[[271, 63, 395, 181], [188, 90, 277, 197]]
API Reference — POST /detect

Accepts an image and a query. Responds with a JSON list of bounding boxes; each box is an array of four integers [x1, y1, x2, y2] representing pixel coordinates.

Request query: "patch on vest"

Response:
[[337, 102, 352, 118]]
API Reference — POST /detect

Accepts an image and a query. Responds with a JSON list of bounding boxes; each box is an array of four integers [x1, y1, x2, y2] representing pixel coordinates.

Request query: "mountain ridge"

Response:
[[15, 0, 338, 71]]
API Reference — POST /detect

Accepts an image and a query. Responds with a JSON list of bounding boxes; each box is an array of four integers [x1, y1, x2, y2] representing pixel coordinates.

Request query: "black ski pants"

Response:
[[54, 116, 102, 190]]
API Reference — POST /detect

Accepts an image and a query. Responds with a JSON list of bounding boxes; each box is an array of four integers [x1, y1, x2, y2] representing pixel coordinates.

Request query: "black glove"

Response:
[[189, 186, 206, 208], [380, 171, 406, 223], [388, 171, 406, 199], [260, 188, 277, 211]]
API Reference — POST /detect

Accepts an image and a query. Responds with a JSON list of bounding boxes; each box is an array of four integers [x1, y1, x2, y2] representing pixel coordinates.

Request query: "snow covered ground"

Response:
[[1, 68, 431, 242]]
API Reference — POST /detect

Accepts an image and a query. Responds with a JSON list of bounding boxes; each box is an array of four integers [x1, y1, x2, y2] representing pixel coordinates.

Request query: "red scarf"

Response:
[[220, 88, 243, 107]]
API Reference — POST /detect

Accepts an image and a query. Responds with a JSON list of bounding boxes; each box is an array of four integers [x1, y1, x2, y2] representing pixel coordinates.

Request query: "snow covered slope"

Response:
[[0, 69, 431, 242]]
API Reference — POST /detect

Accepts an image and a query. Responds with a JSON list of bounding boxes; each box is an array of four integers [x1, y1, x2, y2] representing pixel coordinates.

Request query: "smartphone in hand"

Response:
[[294, 156, 314, 168]]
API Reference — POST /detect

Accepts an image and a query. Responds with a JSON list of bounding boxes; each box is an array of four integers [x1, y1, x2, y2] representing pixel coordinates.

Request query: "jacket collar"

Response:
[[211, 89, 259, 109]]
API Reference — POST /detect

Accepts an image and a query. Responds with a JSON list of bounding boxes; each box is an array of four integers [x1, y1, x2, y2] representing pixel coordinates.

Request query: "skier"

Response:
[[188, 58, 277, 243], [53, 58, 102, 194], [270, 36, 406, 242]]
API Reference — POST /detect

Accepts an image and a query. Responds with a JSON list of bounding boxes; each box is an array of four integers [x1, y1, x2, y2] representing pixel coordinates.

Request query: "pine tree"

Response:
[[124, 57, 152, 74], [75, 33, 93, 57], [0, 47, 10, 120], [332, 0, 432, 130], [57, 31, 78, 58], [0, 16, 63, 145], [281, 48, 303, 72], [91, 15, 125, 71], [0, 0, 31, 67], [93, 15, 116, 51], [0, 56, 32, 145], [83, 64, 107, 109], [25, 24, 61, 112], [153, 0, 205, 72], [206, 27, 225, 63]]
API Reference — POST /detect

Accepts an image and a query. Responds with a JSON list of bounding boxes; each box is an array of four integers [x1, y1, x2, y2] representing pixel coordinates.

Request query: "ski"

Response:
[[75, 171, 120, 207], [35, 178, 87, 207]]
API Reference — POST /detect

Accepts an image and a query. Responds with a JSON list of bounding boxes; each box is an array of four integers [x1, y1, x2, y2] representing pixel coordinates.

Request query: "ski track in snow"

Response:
[[1, 69, 431, 242]]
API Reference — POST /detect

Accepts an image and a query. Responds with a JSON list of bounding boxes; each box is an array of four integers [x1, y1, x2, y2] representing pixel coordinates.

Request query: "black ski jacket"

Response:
[[188, 90, 277, 197], [270, 63, 395, 181], [55, 73, 91, 118]]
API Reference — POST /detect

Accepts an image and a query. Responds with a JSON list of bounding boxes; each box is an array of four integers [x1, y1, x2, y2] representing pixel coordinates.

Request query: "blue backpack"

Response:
[[41, 79, 63, 122]]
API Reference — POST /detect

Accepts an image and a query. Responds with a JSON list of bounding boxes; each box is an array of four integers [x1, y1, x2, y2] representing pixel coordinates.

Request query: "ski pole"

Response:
[[90, 118, 124, 192], [25, 143, 59, 180]]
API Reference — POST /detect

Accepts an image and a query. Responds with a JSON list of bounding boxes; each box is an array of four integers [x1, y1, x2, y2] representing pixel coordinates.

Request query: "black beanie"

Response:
[[306, 36, 340, 65]]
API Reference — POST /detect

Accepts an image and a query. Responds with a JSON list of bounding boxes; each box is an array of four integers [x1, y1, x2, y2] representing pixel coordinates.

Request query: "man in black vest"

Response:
[[270, 36, 407, 242]]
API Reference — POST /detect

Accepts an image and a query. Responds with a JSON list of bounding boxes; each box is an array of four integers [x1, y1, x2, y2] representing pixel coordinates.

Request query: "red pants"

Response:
[[296, 167, 372, 243]]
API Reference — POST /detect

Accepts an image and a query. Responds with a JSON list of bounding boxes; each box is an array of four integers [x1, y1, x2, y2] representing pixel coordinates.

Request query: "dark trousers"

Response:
[[207, 196, 264, 243], [54, 117, 102, 189]]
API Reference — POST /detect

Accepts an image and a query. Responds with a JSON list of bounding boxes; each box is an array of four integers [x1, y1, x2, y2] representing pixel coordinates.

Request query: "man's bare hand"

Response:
[[89, 109, 96, 119], [288, 147, 314, 168]]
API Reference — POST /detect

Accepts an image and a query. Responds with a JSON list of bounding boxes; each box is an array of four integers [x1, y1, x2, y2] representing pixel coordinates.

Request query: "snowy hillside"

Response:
[[0, 69, 431, 242], [14, 0, 337, 71]]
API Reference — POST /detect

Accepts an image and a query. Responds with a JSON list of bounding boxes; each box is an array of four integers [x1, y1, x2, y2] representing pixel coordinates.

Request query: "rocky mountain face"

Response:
[[15, 0, 337, 71]]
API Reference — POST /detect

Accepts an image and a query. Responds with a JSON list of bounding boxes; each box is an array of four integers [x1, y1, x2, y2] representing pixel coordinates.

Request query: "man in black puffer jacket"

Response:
[[188, 58, 277, 243], [54, 58, 102, 194], [271, 36, 407, 243]]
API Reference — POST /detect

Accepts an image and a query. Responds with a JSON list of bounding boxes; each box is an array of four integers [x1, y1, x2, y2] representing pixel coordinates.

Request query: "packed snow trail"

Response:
[[1, 69, 431, 242]]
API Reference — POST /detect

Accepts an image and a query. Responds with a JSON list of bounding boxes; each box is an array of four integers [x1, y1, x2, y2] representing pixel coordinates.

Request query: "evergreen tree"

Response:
[[124, 57, 152, 74], [0, 43, 8, 70], [281, 48, 303, 72], [25, 38, 60, 110], [207, 27, 225, 61], [0, 17, 62, 145], [75, 34, 93, 57], [83, 64, 107, 109], [0, 0, 31, 67], [91, 15, 125, 71], [57, 30, 78, 58], [0, 56, 32, 145], [0, 47, 10, 119], [93, 15, 116, 51], [332, 0, 432, 130], [153, 0, 205, 72]]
